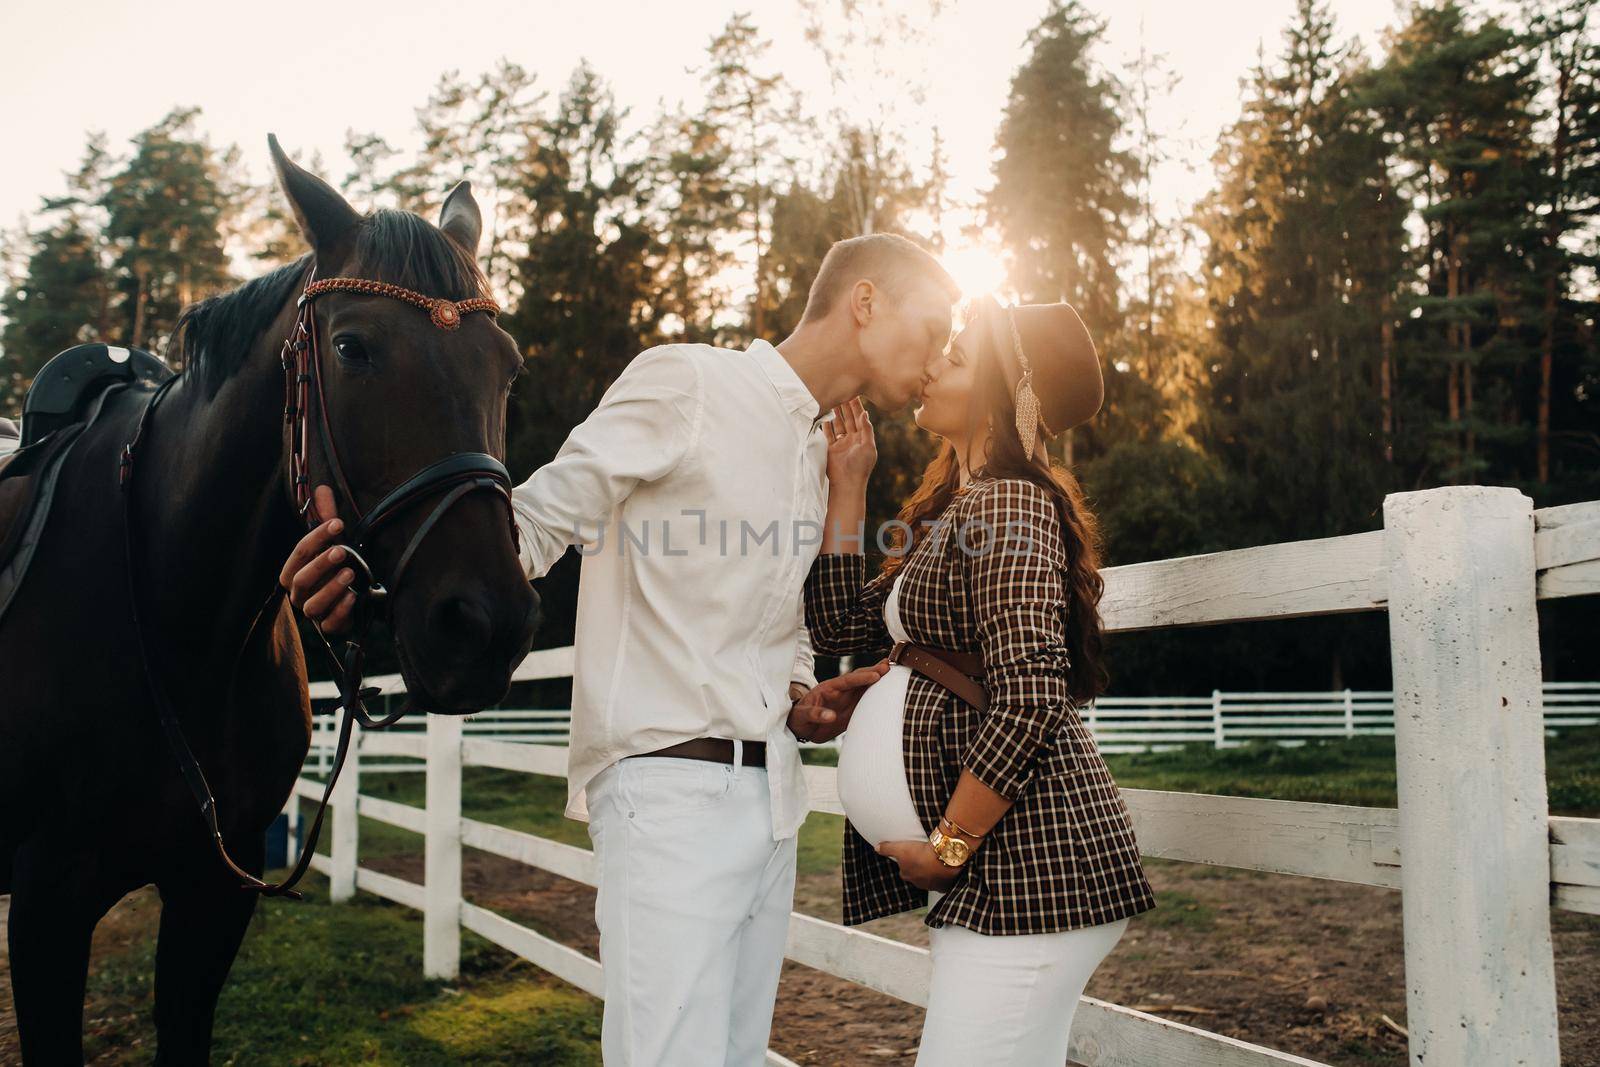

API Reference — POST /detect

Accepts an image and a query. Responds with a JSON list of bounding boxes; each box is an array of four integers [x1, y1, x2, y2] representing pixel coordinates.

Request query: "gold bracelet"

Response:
[[941, 814, 985, 842]]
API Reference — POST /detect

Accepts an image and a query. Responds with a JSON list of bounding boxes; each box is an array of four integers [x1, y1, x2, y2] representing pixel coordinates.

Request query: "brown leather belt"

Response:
[[628, 737, 767, 767], [888, 640, 987, 712]]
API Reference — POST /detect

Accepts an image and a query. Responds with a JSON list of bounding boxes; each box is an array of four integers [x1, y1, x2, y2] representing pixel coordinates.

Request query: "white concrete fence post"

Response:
[[425, 714, 463, 980], [1211, 689, 1224, 748], [329, 727, 360, 903], [1382, 485, 1560, 1066]]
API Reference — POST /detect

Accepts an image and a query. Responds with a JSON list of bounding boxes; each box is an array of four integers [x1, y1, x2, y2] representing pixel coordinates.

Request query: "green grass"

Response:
[[348, 768, 588, 863], [796, 812, 847, 876], [1140, 889, 1217, 931], [1098, 725, 1600, 816], [83, 878, 601, 1066]]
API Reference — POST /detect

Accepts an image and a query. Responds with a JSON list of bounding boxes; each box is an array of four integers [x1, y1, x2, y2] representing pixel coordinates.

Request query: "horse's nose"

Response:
[[427, 595, 495, 661], [427, 588, 540, 668]]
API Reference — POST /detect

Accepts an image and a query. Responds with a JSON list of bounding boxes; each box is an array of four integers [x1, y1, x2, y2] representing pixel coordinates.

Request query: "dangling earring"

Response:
[[1007, 308, 1044, 462]]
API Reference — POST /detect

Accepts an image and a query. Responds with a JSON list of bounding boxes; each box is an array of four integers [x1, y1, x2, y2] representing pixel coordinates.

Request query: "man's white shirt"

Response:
[[510, 338, 829, 840]]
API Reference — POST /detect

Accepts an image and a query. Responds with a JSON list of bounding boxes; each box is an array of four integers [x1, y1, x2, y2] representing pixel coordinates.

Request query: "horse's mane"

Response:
[[178, 209, 490, 397]]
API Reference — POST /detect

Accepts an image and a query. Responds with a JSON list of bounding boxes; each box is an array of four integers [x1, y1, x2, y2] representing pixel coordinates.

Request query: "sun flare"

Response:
[[943, 240, 1008, 300]]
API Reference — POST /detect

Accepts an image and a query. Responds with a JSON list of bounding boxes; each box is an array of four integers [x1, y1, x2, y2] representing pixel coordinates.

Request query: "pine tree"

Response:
[[1361, 1, 1544, 486], [1195, 0, 1406, 545], [222, 142, 305, 269], [347, 64, 545, 299], [1523, 0, 1600, 497], [0, 219, 108, 409], [61, 130, 117, 335], [0, 134, 116, 407], [797, 0, 948, 238], [926, 127, 950, 253], [100, 108, 233, 358], [344, 130, 403, 207], [1111, 27, 1205, 445], [701, 13, 799, 339], [988, 1, 1134, 335], [647, 108, 740, 345], [500, 62, 662, 475], [987, 0, 1137, 466]]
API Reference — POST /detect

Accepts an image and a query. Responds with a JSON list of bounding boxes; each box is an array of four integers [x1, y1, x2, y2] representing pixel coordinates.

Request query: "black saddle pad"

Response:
[[0, 384, 128, 626]]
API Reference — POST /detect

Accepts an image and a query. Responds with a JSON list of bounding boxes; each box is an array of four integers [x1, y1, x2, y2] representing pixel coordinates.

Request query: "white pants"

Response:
[[915, 916, 1129, 1066], [585, 753, 798, 1066]]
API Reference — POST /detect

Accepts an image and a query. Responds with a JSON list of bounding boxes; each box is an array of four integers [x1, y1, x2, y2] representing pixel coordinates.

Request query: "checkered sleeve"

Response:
[[803, 552, 893, 657], [958, 479, 1075, 800]]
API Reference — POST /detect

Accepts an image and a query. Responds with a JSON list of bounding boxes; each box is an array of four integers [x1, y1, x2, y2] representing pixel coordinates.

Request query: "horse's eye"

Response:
[[332, 335, 370, 364]]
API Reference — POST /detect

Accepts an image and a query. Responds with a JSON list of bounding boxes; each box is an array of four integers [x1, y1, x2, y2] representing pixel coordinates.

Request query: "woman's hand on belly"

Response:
[[877, 839, 961, 892], [788, 659, 890, 743]]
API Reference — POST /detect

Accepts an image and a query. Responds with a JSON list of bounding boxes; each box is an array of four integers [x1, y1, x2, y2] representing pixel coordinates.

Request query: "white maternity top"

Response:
[[836, 575, 928, 848]]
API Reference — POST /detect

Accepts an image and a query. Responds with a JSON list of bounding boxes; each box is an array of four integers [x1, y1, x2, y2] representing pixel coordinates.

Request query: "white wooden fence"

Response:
[[305, 682, 1600, 771], [284, 486, 1600, 1066]]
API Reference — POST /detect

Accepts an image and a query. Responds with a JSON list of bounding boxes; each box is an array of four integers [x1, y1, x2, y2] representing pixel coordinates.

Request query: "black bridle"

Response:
[[120, 267, 515, 898]]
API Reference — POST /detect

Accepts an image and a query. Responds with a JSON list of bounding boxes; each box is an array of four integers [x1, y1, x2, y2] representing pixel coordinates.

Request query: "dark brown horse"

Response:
[[0, 140, 540, 1063]]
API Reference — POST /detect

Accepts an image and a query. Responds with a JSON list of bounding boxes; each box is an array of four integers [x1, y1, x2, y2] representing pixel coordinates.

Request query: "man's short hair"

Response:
[[801, 233, 960, 323]]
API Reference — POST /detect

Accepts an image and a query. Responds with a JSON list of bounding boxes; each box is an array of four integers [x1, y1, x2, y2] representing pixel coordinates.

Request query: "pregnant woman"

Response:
[[803, 296, 1157, 1066]]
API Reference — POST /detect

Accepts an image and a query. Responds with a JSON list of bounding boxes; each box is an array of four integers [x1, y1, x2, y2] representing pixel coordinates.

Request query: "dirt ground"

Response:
[[0, 889, 168, 1065], [5, 856, 1597, 1066], [375, 851, 1599, 1067]]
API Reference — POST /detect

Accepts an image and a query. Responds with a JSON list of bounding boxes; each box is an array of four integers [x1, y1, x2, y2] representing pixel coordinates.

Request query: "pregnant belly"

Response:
[[836, 664, 927, 848]]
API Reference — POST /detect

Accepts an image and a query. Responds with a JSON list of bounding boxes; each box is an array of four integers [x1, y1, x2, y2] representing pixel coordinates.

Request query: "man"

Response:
[[284, 233, 961, 1064]]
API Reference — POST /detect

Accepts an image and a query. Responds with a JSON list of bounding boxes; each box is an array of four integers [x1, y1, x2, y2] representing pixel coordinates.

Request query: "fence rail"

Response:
[[285, 487, 1600, 1066], [306, 682, 1600, 773]]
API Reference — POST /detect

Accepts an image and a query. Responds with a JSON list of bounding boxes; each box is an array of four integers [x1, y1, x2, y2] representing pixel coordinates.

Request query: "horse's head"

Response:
[[269, 136, 539, 713]]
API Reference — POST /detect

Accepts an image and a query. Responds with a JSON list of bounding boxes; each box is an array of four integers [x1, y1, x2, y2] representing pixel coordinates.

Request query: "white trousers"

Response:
[[915, 916, 1129, 1066], [585, 753, 798, 1066]]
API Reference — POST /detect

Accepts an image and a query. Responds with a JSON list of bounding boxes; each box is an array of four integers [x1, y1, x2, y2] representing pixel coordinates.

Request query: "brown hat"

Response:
[[974, 298, 1104, 459]]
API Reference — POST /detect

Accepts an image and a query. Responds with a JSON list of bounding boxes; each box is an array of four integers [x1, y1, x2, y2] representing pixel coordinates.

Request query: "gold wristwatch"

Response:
[[929, 823, 974, 867]]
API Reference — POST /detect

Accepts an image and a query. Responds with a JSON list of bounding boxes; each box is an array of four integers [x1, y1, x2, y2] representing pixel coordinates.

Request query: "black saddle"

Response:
[[21, 343, 171, 448], [0, 343, 173, 626]]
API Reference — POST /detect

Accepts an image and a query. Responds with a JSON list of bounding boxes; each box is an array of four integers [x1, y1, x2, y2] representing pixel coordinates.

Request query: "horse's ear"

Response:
[[268, 134, 361, 259], [439, 181, 483, 256]]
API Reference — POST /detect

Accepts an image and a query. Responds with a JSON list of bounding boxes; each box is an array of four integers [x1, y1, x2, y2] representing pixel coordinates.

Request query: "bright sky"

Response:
[[1, 0, 1409, 296]]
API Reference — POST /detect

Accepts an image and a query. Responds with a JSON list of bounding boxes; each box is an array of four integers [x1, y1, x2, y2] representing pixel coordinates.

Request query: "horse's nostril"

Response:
[[429, 595, 494, 650]]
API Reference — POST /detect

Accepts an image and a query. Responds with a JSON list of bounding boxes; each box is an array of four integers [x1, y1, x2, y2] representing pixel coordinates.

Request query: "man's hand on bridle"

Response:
[[279, 484, 358, 635], [787, 660, 891, 743]]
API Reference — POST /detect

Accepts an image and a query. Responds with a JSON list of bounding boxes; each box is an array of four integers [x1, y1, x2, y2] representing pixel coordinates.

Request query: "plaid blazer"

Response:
[[804, 475, 1157, 935]]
